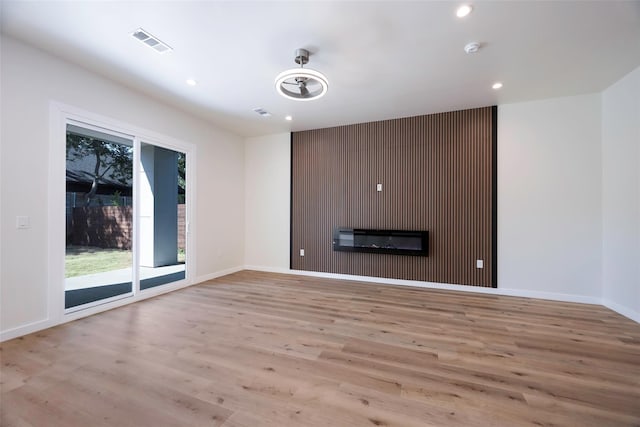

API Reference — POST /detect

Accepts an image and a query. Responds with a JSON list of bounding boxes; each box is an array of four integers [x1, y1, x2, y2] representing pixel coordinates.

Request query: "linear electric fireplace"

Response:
[[333, 228, 428, 256]]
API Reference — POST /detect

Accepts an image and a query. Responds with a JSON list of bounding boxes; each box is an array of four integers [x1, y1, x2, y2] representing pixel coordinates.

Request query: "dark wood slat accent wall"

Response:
[[291, 107, 495, 287]]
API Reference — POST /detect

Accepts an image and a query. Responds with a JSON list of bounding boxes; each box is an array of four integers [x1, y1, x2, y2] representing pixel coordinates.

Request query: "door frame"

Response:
[[48, 101, 196, 323]]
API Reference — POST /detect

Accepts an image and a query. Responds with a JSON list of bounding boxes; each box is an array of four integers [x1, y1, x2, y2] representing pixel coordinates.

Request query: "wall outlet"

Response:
[[16, 216, 30, 229], [300, 249, 305, 256], [376, 183, 383, 192], [476, 259, 484, 269]]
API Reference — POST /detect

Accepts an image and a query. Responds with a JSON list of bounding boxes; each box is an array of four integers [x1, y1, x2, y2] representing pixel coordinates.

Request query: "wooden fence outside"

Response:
[[71, 205, 185, 250]]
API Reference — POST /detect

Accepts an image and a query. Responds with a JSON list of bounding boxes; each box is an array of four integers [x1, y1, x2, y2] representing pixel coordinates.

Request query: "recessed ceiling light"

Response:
[[492, 82, 503, 90], [186, 79, 197, 86], [285, 115, 293, 121], [456, 4, 473, 18]]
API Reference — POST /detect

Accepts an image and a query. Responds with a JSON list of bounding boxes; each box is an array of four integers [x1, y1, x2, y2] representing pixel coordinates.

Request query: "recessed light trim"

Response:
[[285, 115, 293, 121], [492, 82, 503, 90], [131, 28, 173, 54], [186, 79, 197, 86], [456, 4, 473, 18]]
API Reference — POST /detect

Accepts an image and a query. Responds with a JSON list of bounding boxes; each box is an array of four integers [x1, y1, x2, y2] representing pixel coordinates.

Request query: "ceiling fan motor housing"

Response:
[[294, 48, 310, 65]]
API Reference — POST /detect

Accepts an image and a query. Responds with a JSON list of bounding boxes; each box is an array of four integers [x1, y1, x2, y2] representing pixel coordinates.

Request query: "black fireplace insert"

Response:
[[333, 228, 428, 256]]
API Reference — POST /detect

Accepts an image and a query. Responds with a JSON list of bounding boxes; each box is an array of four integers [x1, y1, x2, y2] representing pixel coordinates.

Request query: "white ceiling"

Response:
[[2, 1, 640, 137]]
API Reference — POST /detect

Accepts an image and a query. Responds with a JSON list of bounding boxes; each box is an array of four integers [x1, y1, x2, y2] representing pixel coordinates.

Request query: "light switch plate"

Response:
[[300, 249, 305, 256], [476, 259, 484, 269], [376, 183, 382, 192]]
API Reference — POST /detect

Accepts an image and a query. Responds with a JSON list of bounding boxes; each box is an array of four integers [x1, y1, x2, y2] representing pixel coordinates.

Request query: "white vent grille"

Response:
[[253, 108, 272, 117], [131, 28, 172, 54]]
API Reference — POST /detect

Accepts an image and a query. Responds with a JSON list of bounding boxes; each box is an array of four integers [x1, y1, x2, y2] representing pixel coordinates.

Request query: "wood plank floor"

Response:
[[2, 270, 639, 426]]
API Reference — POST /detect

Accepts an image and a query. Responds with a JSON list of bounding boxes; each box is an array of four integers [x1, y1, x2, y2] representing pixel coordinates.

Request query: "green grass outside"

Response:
[[65, 246, 132, 278], [65, 245, 186, 278]]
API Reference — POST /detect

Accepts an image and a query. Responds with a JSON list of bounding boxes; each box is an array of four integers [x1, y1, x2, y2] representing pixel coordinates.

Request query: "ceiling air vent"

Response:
[[253, 108, 272, 117], [131, 28, 173, 54]]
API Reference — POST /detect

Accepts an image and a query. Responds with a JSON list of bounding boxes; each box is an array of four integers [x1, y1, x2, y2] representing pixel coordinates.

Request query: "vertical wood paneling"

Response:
[[291, 107, 495, 287]]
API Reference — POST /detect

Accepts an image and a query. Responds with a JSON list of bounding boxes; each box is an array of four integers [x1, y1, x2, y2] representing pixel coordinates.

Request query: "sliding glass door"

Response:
[[65, 124, 134, 309], [64, 121, 188, 311]]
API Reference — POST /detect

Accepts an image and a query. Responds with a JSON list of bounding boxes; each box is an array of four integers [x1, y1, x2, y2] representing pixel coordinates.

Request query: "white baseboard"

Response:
[[0, 318, 52, 342], [193, 265, 244, 284], [602, 299, 640, 323], [245, 265, 602, 305], [244, 265, 290, 274]]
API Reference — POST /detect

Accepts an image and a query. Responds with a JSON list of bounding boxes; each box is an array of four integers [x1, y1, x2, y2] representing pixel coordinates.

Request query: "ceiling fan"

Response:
[[275, 49, 329, 101]]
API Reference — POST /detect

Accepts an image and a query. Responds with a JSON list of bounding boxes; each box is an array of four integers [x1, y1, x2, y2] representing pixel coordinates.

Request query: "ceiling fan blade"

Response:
[[282, 81, 297, 86], [299, 82, 309, 96]]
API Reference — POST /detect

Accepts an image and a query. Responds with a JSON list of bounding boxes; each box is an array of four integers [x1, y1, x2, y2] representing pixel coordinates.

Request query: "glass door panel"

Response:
[[65, 124, 134, 309], [139, 142, 186, 290]]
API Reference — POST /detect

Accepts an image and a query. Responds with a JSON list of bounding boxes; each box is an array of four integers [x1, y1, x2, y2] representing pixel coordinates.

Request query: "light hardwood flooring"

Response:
[[2, 270, 640, 426]]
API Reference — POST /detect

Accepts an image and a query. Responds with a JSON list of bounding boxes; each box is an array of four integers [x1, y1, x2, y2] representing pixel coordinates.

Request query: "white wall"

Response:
[[498, 94, 602, 301], [0, 36, 245, 338], [244, 133, 290, 270], [602, 66, 640, 320]]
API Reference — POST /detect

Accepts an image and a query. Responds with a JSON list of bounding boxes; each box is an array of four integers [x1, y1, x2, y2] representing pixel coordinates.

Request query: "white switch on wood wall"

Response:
[[376, 183, 383, 192], [476, 259, 484, 269], [300, 249, 305, 256]]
